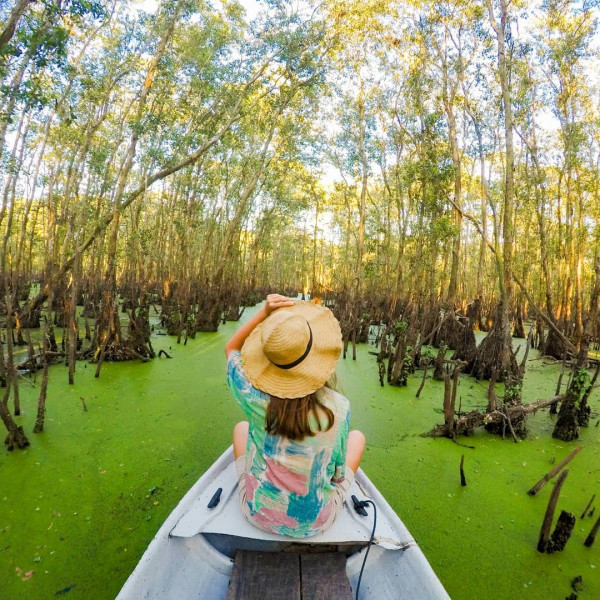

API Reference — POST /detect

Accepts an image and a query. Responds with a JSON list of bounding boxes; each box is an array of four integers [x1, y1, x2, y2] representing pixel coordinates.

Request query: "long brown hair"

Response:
[[265, 389, 335, 441]]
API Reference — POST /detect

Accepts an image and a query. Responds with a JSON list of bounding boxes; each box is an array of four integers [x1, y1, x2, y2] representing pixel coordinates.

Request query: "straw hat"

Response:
[[241, 300, 342, 398]]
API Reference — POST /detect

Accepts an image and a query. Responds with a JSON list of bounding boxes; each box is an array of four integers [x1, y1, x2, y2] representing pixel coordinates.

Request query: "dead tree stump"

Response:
[[3, 425, 30, 451], [547, 511, 576, 553]]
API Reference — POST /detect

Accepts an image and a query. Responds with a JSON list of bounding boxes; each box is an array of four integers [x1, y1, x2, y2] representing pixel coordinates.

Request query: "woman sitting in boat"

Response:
[[225, 294, 365, 538]]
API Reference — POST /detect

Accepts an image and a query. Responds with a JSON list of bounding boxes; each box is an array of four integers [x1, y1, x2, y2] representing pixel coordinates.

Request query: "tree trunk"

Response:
[[0, 0, 36, 51], [33, 337, 49, 433], [553, 257, 600, 440], [469, 300, 517, 381], [469, 0, 518, 383]]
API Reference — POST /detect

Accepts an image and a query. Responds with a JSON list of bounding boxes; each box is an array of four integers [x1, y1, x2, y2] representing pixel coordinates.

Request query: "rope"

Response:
[[352, 498, 377, 600]]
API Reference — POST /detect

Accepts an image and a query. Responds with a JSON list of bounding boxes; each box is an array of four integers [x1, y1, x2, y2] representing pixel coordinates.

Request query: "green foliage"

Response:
[[569, 368, 591, 403], [0, 0, 600, 331], [394, 320, 407, 333], [504, 382, 522, 405], [420, 345, 436, 361], [430, 215, 458, 241]]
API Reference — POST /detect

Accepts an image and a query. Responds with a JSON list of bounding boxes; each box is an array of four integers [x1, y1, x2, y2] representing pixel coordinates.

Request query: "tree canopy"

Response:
[[1, 0, 600, 444]]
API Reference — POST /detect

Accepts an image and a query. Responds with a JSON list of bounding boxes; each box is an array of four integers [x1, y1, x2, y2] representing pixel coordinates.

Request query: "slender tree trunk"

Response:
[[4, 293, 19, 416], [33, 324, 49, 433], [357, 87, 368, 296], [469, 0, 518, 383], [553, 257, 600, 440], [0, 0, 36, 51], [68, 254, 80, 384]]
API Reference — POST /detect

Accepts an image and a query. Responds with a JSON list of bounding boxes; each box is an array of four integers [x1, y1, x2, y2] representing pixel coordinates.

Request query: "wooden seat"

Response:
[[226, 550, 353, 600]]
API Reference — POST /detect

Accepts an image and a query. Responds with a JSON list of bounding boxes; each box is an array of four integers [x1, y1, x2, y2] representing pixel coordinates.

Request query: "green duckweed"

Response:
[[0, 311, 598, 599]]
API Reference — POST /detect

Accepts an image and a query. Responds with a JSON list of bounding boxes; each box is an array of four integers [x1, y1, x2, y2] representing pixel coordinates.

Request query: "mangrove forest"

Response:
[[1, 0, 599, 598]]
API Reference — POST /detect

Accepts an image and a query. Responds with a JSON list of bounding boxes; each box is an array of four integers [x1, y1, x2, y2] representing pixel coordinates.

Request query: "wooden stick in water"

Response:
[[460, 455, 467, 487], [581, 494, 595, 519], [415, 362, 428, 397], [528, 446, 583, 496], [537, 469, 569, 553], [584, 515, 600, 548]]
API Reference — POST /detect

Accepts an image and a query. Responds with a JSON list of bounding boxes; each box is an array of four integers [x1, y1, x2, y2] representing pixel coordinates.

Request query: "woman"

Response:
[[225, 294, 365, 538]]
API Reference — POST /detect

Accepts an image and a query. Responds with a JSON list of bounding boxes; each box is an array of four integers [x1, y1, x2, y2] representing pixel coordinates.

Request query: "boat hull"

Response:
[[117, 447, 450, 599]]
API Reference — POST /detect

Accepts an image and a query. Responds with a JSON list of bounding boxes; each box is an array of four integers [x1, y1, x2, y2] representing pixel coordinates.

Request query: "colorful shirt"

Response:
[[227, 350, 350, 538]]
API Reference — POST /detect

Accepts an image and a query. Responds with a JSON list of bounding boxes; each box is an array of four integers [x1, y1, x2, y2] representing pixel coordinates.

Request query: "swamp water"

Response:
[[0, 308, 599, 600]]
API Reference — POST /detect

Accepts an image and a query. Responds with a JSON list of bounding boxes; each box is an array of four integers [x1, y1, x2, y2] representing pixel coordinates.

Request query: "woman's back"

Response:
[[225, 296, 364, 539], [228, 350, 350, 538]]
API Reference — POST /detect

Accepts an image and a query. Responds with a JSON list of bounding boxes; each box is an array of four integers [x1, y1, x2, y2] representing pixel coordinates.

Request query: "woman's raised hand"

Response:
[[265, 294, 295, 316], [225, 294, 295, 357]]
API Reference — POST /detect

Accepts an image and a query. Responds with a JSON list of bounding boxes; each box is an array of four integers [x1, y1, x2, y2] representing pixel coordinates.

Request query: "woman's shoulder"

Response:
[[227, 350, 244, 383], [321, 387, 349, 412], [227, 351, 268, 400]]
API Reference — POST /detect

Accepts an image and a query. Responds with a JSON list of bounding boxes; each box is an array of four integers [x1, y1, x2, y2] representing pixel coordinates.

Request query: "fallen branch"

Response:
[[17, 371, 35, 386], [15, 351, 66, 371], [527, 445, 583, 496], [502, 405, 519, 444], [130, 350, 150, 363], [425, 395, 563, 438], [581, 494, 595, 519]]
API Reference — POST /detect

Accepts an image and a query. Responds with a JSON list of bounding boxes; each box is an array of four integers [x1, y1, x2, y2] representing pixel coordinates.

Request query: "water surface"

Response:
[[1, 309, 598, 599]]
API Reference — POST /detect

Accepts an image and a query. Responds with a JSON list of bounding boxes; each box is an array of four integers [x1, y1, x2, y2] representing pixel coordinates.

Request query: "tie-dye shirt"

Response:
[[227, 350, 350, 538]]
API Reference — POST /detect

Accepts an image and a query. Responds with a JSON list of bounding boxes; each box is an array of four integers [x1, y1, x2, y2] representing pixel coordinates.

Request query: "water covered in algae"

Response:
[[1, 307, 599, 599]]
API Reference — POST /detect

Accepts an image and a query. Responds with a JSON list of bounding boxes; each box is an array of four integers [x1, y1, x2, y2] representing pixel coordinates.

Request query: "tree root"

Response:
[[424, 395, 563, 439], [4, 426, 30, 451]]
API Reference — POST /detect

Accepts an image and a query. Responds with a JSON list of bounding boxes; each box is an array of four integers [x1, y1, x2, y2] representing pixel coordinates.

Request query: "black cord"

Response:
[[354, 499, 377, 600]]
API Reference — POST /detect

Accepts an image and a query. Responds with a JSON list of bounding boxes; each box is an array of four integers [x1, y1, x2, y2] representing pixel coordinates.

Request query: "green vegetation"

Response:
[[2, 1, 600, 597], [1, 311, 598, 599]]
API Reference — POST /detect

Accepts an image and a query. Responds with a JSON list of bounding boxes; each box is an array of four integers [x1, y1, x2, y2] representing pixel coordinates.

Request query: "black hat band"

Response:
[[269, 324, 313, 370]]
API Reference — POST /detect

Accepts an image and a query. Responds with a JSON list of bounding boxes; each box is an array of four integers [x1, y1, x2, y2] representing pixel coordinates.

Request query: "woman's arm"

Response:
[[225, 294, 294, 358]]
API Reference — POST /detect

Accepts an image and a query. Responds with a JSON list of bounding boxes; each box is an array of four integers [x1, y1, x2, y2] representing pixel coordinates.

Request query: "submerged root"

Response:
[[4, 426, 30, 451], [86, 337, 154, 363], [467, 301, 518, 382], [542, 328, 568, 361]]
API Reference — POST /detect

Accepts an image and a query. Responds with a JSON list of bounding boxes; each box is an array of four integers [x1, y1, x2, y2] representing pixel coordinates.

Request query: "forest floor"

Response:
[[0, 306, 599, 600]]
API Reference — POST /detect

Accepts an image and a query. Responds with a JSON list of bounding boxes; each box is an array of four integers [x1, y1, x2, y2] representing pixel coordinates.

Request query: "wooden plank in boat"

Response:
[[226, 550, 352, 600], [300, 552, 353, 599], [226, 551, 300, 600]]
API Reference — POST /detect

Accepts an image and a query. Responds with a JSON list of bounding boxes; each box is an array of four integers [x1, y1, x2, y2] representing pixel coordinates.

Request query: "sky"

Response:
[[239, 0, 260, 19]]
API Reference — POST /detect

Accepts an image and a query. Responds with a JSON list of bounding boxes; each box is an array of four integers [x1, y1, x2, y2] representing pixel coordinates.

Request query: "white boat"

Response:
[[117, 446, 450, 599]]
